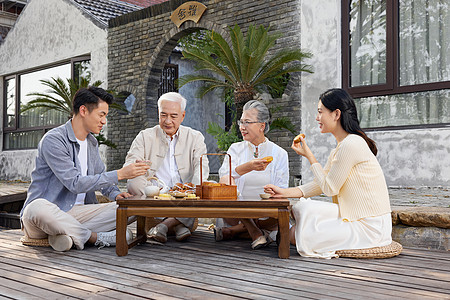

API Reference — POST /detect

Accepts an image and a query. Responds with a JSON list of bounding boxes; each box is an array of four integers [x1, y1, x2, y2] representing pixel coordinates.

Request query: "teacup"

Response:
[[259, 193, 271, 199]]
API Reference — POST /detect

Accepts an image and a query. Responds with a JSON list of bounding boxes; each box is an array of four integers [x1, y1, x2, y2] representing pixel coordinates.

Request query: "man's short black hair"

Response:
[[73, 86, 114, 115]]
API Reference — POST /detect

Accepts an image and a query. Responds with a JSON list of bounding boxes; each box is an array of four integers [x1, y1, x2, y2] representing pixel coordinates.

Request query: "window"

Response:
[[158, 63, 178, 98], [5, 76, 15, 129], [3, 57, 91, 150], [342, 0, 450, 128]]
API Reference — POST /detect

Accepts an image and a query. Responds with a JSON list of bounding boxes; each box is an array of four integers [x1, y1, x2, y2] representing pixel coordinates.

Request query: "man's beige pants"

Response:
[[21, 198, 118, 249]]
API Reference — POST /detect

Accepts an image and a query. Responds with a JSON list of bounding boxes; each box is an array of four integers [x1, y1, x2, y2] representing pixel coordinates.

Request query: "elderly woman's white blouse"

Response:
[[219, 138, 289, 196]]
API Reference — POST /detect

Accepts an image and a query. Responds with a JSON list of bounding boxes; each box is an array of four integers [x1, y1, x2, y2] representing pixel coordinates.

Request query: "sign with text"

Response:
[[170, 1, 207, 28]]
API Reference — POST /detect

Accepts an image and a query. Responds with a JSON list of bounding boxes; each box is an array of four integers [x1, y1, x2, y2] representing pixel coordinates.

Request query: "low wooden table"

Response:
[[116, 196, 291, 258]]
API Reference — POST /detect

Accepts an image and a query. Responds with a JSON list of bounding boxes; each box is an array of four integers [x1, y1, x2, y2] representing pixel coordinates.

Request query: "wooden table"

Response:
[[116, 196, 291, 258]]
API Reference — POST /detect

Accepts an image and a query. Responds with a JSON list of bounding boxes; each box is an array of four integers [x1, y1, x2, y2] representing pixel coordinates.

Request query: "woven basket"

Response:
[[336, 241, 403, 259], [145, 217, 198, 233], [21, 236, 50, 247]]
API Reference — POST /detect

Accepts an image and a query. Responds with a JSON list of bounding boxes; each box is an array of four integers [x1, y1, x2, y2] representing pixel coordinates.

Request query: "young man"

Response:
[[124, 92, 209, 242], [20, 86, 150, 251]]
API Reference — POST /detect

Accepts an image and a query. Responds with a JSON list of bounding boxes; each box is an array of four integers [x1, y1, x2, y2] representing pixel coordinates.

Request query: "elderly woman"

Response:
[[265, 88, 392, 258], [215, 100, 289, 249]]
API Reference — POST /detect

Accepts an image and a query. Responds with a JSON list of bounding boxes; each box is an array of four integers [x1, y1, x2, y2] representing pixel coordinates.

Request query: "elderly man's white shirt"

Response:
[[155, 131, 182, 188]]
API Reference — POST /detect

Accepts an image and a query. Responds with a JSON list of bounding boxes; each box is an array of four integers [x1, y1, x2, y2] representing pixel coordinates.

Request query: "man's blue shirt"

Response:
[[20, 120, 120, 217]]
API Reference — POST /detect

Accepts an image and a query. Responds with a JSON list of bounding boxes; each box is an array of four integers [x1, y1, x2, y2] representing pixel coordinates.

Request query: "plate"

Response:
[[170, 192, 188, 198]]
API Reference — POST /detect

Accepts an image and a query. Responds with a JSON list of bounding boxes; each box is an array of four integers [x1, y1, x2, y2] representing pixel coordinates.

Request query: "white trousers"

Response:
[[21, 199, 118, 250]]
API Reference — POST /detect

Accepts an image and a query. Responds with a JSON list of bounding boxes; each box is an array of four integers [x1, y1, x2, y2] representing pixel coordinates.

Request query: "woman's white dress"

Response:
[[293, 198, 392, 259]]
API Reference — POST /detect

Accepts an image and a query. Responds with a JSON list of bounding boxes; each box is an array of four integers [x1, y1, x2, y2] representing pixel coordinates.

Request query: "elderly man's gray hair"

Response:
[[243, 100, 271, 134], [158, 92, 187, 111]]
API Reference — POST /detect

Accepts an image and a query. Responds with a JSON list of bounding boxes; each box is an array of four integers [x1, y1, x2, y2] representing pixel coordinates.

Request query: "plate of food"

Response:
[[170, 191, 188, 198]]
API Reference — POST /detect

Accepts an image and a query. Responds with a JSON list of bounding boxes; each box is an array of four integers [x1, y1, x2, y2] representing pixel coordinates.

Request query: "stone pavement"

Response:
[[1, 180, 449, 250]]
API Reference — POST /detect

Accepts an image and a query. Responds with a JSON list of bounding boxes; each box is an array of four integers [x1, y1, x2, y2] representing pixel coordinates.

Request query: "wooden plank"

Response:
[[155, 232, 450, 282], [0, 233, 344, 298], [0, 246, 295, 300], [0, 191, 26, 204], [179, 241, 450, 292], [1, 228, 449, 300], [0, 264, 117, 299], [0, 252, 230, 300], [129, 243, 450, 299], [129, 230, 450, 292], [0, 278, 45, 299], [0, 240, 432, 300], [0, 243, 258, 299]]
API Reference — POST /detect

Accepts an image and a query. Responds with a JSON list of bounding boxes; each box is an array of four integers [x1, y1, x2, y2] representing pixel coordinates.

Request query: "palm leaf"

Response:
[[244, 26, 280, 83], [229, 24, 246, 81], [253, 50, 312, 85], [181, 47, 235, 84], [209, 30, 240, 80], [269, 117, 296, 135], [197, 82, 230, 98], [21, 97, 71, 115], [20, 103, 70, 115]]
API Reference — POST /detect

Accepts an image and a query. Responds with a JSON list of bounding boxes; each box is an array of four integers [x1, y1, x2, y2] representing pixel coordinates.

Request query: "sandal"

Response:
[[251, 230, 272, 250]]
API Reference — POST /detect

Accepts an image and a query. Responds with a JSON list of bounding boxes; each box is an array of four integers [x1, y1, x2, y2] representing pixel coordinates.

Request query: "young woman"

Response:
[[215, 100, 289, 249], [265, 88, 392, 258]]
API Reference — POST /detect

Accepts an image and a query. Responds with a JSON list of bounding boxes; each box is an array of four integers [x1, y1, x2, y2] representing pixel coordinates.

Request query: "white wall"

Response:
[[300, 0, 342, 184], [0, 0, 108, 180], [300, 0, 450, 187]]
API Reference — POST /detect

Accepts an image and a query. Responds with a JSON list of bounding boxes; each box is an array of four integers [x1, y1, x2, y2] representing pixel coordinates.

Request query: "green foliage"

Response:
[[178, 30, 213, 51], [269, 116, 296, 135], [94, 131, 117, 149], [267, 73, 290, 99], [21, 76, 126, 148], [206, 122, 241, 152]]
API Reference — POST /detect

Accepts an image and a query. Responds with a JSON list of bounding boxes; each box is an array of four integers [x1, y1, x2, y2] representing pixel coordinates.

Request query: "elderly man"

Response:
[[124, 92, 209, 242]]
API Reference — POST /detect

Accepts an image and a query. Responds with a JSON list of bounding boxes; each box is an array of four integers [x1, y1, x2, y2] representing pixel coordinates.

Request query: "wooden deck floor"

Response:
[[0, 226, 449, 300]]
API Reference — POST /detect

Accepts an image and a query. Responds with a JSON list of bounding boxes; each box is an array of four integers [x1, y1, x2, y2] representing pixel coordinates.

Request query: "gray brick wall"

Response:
[[107, 0, 304, 183]]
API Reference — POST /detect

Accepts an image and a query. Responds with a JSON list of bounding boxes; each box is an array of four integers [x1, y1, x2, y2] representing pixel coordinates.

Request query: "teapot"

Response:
[[144, 176, 169, 197]]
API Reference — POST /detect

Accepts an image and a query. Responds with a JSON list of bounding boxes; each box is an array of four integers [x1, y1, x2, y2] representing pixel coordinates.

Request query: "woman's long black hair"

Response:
[[319, 88, 377, 156]]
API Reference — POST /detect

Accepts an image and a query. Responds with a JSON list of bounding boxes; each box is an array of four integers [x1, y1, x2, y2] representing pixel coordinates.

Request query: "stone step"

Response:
[[391, 206, 450, 229]]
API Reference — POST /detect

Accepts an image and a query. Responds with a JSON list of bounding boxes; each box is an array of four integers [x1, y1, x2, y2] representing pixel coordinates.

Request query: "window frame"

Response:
[[158, 63, 179, 98], [3, 74, 18, 130], [342, 0, 450, 99], [3, 55, 91, 150]]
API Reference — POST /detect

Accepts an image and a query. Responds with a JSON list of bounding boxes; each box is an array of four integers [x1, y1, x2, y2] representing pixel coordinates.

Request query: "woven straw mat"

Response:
[[336, 241, 403, 259], [21, 236, 50, 247]]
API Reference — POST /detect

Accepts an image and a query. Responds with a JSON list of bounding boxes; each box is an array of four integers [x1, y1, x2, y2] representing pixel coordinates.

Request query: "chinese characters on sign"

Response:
[[170, 1, 207, 28], [177, 5, 198, 20]]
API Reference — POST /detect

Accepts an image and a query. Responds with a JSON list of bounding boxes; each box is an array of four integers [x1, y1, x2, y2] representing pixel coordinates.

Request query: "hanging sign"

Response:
[[170, 1, 207, 28]]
